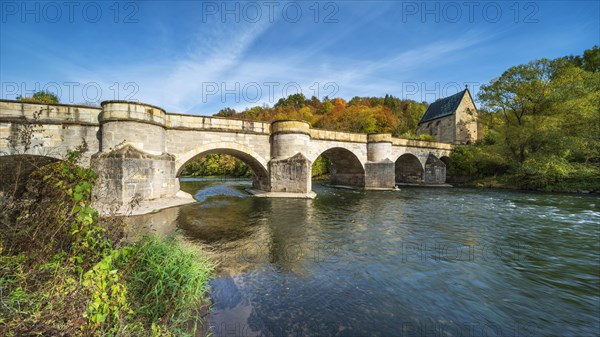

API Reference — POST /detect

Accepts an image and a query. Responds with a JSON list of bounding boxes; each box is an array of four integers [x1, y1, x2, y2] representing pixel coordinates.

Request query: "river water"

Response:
[[128, 179, 599, 337]]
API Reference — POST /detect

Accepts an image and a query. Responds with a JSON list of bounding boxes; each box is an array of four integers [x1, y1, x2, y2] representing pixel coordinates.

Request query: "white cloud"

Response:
[[50, 9, 492, 114]]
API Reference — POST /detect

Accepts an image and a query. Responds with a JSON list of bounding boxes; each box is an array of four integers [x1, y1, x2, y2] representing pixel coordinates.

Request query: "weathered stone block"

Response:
[[365, 159, 395, 189], [91, 145, 178, 208], [269, 153, 311, 193]]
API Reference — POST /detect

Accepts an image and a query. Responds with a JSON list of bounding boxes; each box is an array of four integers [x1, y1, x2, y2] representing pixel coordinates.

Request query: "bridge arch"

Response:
[[175, 142, 270, 191], [395, 153, 424, 184], [312, 147, 365, 188]]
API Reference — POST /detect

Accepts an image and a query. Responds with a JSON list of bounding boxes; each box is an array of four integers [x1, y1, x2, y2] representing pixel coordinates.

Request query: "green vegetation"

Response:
[[17, 90, 60, 104], [126, 236, 212, 328], [181, 153, 252, 178], [182, 154, 333, 179], [0, 145, 213, 336], [311, 156, 331, 178], [449, 46, 600, 192]]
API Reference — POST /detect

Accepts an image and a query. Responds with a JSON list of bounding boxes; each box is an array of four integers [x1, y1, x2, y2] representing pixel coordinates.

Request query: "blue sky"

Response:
[[1, 0, 598, 115]]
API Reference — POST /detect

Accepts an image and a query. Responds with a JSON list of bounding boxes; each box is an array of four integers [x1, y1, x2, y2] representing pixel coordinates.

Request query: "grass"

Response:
[[1, 235, 214, 336], [127, 236, 214, 331]]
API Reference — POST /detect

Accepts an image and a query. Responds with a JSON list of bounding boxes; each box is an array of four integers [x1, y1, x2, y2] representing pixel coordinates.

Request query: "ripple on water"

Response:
[[149, 182, 600, 337], [194, 184, 250, 203]]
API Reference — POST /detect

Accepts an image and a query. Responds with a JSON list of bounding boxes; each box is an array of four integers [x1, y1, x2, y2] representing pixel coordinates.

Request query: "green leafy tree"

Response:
[[17, 90, 60, 104], [215, 107, 237, 117], [275, 93, 307, 109], [451, 46, 600, 191]]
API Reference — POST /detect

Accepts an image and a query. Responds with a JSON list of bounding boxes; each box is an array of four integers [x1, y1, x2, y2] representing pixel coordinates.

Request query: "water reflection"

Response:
[[129, 180, 600, 337], [123, 205, 180, 242]]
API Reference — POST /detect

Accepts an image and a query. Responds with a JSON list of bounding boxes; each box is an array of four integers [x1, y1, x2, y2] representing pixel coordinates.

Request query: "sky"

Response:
[[0, 0, 598, 115]]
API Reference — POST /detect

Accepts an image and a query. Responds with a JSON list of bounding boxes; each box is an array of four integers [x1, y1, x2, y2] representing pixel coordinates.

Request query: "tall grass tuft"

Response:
[[126, 236, 214, 330]]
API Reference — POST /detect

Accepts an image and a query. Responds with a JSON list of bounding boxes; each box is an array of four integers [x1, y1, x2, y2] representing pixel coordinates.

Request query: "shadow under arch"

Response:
[[313, 147, 365, 188], [176, 144, 270, 191], [0, 154, 61, 196], [439, 155, 453, 183], [395, 153, 424, 184]]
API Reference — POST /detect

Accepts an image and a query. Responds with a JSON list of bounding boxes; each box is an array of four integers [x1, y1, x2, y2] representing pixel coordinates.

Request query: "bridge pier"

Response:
[[91, 101, 180, 209], [364, 134, 395, 189], [268, 121, 312, 194], [423, 153, 447, 184]]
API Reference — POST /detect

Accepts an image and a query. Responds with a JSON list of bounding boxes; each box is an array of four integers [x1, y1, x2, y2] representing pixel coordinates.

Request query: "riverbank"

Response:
[[96, 190, 198, 216], [0, 152, 214, 336], [451, 174, 600, 195]]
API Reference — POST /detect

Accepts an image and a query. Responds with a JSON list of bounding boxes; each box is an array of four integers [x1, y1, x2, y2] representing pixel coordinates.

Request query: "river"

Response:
[[127, 179, 600, 337]]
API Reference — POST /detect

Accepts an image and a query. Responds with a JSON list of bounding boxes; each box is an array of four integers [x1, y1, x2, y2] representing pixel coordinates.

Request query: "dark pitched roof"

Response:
[[419, 89, 468, 124]]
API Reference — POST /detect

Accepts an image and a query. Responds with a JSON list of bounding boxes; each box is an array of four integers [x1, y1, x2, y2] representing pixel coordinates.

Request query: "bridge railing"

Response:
[[0, 100, 101, 126], [391, 138, 453, 150], [166, 113, 271, 134], [1, 100, 453, 150], [310, 127, 452, 150], [310, 128, 368, 143]]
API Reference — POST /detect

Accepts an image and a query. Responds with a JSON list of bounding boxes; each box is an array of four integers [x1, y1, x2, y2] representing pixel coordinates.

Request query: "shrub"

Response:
[[517, 155, 580, 189], [311, 156, 331, 177], [449, 145, 510, 179], [126, 236, 214, 331]]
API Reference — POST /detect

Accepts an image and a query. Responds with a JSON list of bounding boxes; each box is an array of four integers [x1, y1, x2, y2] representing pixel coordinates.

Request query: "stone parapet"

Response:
[[100, 101, 166, 127], [310, 128, 367, 143], [271, 120, 311, 136], [270, 120, 311, 159], [391, 137, 453, 150], [367, 133, 392, 143], [0, 100, 101, 125], [167, 113, 270, 134]]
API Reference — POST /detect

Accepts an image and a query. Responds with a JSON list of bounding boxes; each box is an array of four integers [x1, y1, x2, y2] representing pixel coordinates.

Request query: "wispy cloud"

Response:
[[4, 1, 593, 114], [92, 20, 271, 113]]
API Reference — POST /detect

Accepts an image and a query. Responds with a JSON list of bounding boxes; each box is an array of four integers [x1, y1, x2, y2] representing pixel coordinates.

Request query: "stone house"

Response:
[[416, 88, 480, 144]]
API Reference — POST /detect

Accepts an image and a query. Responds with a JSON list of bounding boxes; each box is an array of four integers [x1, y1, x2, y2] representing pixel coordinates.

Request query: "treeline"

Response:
[[449, 46, 600, 192], [181, 154, 331, 178], [181, 154, 253, 177], [216, 94, 433, 139]]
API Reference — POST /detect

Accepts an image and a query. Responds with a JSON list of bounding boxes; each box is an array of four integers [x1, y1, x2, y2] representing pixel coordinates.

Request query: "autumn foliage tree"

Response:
[[213, 93, 429, 137]]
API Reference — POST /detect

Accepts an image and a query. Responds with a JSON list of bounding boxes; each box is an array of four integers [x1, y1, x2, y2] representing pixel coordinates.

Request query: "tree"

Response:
[[451, 46, 600, 191], [275, 93, 306, 109], [559, 45, 599, 73], [17, 90, 60, 104], [581, 46, 600, 72], [215, 107, 236, 117], [478, 59, 554, 163]]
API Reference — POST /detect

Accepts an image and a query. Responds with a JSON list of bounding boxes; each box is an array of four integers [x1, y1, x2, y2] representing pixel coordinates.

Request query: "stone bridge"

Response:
[[0, 100, 452, 210]]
